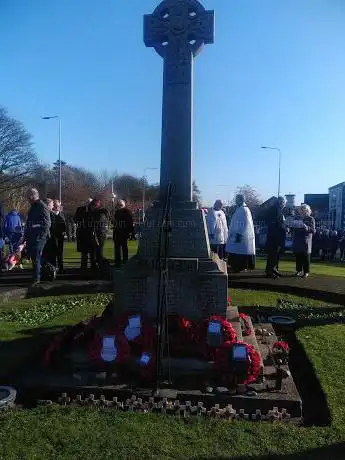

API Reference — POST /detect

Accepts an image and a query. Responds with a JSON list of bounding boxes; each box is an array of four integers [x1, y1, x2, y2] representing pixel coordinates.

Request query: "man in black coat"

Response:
[[265, 196, 286, 278], [74, 198, 94, 270], [53, 200, 67, 273], [25, 188, 51, 286], [113, 200, 134, 268], [89, 199, 109, 268]]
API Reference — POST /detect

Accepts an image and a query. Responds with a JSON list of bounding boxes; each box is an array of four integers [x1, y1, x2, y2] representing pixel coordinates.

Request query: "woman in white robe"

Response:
[[226, 195, 256, 272], [207, 200, 228, 259]]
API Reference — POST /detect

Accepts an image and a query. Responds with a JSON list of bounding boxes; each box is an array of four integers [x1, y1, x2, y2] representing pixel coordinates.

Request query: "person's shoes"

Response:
[[295, 271, 303, 277], [273, 270, 283, 277], [266, 273, 278, 279], [31, 281, 41, 288], [302, 273, 309, 279]]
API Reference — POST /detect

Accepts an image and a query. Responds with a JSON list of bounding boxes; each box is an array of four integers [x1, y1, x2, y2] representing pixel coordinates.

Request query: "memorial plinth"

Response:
[[114, 204, 228, 320]]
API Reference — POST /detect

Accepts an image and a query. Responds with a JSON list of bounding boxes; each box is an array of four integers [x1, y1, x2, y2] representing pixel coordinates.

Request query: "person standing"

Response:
[[207, 200, 228, 259], [42, 198, 58, 268], [89, 199, 109, 268], [330, 230, 339, 261], [292, 204, 316, 278], [53, 200, 66, 273], [113, 200, 134, 268], [74, 198, 94, 270], [4, 209, 22, 254], [25, 188, 51, 286], [225, 194, 255, 272], [339, 231, 345, 262], [265, 196, 286, 278]]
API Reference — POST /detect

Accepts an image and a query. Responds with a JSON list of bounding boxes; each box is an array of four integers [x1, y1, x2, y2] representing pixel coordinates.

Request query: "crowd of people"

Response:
[[0, 188, 135, 285], [206, 195, 317, 279], [312, 229, 345, 261], [1, 188, 342, 284]]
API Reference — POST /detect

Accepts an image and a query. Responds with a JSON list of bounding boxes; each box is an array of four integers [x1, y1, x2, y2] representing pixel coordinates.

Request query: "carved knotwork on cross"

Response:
[[144, 0, 214, 84]]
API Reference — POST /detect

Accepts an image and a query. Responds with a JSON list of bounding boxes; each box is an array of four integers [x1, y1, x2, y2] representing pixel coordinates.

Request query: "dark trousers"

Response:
[[56, 235, 64, 270], [81, 252, 96, 269], [31, 239, 47, 282], [295, 253, 311, 274], [114, 234, 128, 266], [210, 244, 225, 259], [266, 247, 281, 275], [43, 238, 57, 267], [95, 234, 106, 267]]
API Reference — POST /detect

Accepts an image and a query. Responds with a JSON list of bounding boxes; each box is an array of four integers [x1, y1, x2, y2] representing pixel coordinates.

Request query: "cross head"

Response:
[[144, 0, 214, 59]]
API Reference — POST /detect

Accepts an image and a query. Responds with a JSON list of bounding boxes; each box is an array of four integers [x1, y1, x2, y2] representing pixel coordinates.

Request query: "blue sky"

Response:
[[1, 0, 344, 206]]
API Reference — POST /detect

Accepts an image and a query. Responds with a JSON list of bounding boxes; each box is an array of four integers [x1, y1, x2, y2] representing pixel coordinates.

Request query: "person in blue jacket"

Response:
[[4, 209, 22, 253], [0, 201, 4, 257]]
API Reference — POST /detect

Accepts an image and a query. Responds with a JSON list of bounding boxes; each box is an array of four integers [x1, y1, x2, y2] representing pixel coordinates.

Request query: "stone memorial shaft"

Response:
[[144, 0, 214, 203], [114, 0, 228, 321]]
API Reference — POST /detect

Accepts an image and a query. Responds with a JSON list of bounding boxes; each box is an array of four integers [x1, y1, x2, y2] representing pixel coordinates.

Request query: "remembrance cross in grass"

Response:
[[144, 0, 214, 203]]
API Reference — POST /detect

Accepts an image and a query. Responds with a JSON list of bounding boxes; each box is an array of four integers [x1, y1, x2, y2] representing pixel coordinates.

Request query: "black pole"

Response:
[[154, 183, 172, 392]]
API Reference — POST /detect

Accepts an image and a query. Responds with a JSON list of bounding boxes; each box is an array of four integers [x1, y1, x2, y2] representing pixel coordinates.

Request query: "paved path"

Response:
[[0, 267, 344, 305], [0, 268, 112, 303], [230, 270, 345, 304]]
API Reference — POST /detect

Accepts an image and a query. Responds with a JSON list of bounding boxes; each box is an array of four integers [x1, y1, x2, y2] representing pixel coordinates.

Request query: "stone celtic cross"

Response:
[[144, 0, 214, 204]]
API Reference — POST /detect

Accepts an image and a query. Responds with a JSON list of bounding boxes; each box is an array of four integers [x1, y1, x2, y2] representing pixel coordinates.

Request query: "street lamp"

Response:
[[261, 146, 282, 198], [142, 167, 158, 222], [42, 115, 62, 203]]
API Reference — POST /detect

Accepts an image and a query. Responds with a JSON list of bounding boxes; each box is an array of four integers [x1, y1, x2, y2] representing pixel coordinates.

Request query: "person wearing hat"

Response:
[[113, 199, 134, 268], [207, 199, 228, 259], [265, 196, 287, 278]]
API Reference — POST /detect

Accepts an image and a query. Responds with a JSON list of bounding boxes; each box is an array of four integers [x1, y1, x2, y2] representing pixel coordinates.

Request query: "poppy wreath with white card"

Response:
[[117, 314, 156, 381], [214, 341, 261, 385], [167, 314, 195, 356], [195, 315, 237, 360], [88, 330, 130, 367]]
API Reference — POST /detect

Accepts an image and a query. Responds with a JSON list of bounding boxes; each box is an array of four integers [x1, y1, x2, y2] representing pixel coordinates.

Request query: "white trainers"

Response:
[[295, 271, 303, 277]]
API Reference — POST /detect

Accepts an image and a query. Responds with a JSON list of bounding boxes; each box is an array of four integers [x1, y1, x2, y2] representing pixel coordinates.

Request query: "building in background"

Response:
[[328, 183, 345, 230], [285, 194, 296, 209], [304, 193, 329, 227]]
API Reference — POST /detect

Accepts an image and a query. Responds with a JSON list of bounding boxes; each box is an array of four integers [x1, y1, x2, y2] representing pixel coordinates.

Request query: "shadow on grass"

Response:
[[194, 442, 345, 459]]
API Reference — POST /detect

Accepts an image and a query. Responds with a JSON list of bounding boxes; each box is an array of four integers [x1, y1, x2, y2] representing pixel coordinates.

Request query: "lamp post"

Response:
[[261, 146, 282, 198], [142, 167, 158, 222], [42, 115, 62, 203]]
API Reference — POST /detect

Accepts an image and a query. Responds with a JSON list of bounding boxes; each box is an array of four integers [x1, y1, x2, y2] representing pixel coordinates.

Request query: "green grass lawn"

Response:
[[1, 293, 345, 458], [60, 240, 345, 278]]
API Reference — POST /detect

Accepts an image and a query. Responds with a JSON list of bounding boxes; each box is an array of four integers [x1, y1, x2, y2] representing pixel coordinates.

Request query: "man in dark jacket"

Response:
[[74, 198, 94, 270], [265, 196, 286, 278], [53, 200, 67, 272], [113, 200, 134, 268], [90, 199, 109, 267], [25, 188, 51, 286]]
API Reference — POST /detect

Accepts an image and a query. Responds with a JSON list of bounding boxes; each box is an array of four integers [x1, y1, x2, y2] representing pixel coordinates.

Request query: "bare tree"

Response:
[[0, 106, 37, 195], [192, 180, 202, 206]]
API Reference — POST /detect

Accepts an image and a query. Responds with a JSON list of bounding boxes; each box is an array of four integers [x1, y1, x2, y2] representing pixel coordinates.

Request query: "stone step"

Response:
[[226, 306, 243, 342]]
